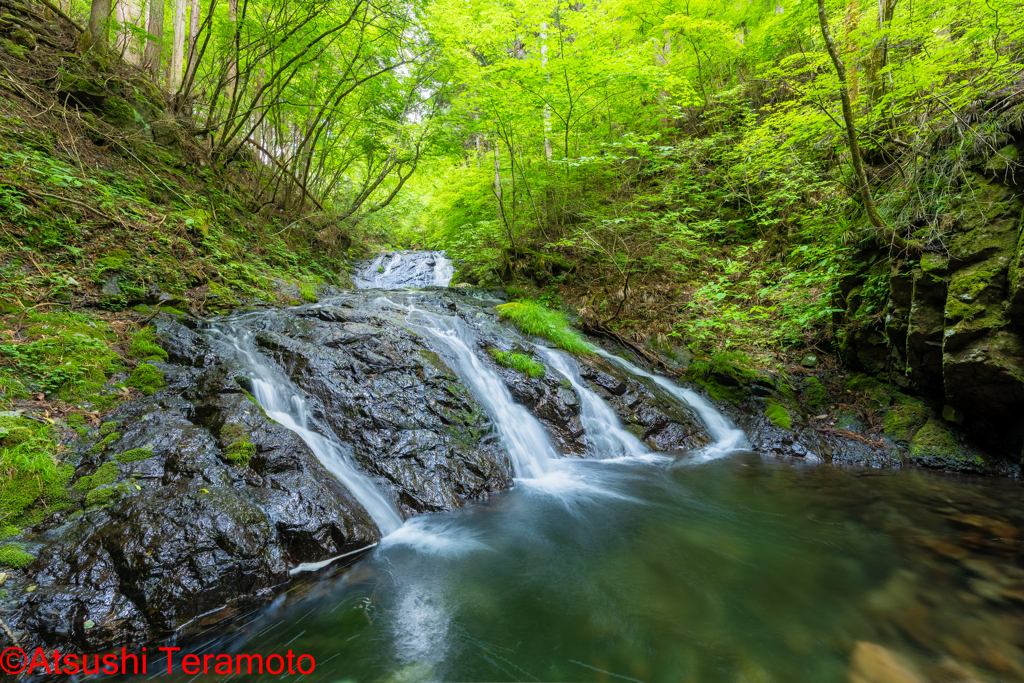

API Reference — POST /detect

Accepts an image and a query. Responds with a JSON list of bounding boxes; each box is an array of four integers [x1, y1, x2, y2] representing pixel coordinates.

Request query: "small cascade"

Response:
[[398, 306, 556, 479], [353, 251, 455, 289], [205, 325, 404, 535], [592, 348, 748, 459], [538, 347, 648, 459]]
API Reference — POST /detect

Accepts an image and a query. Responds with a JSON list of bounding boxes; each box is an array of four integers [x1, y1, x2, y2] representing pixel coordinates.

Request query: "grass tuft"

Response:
[[488, 349, 545, 378], [494, 300, 591, 354]]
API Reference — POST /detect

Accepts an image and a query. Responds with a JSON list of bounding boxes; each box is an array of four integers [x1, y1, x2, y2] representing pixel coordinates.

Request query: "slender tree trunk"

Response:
[[843, 0, 860, 103], [116, 0, 143, 64], [227, 0, 238, 94], [169, 0, 187, 88], [816, 0, 886, 231], [88, 0, 112, 53], [540, 20, 553, 161], [182, 0, 202, 94], [144, 0, 164, 75]]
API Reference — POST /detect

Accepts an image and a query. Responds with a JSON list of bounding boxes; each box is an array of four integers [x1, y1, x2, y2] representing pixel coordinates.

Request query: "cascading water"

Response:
[[353, 251, 455, 289], [592, 348, 748, 459], [399, 306, 556, 479], [204, 324, 404, 536], [538, 347, 648, 459]]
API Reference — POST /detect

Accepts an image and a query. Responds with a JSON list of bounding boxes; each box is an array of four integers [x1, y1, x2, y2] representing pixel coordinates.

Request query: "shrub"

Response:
[[494, 300, 591, 354]]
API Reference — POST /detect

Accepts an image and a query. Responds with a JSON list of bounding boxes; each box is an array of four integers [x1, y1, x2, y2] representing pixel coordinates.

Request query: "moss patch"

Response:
[[85, 483, 129, 508], [126, 363, 165, 395], [0, 543, 34, 569], [495, 300, 592, 354], [300, 283, 318, 303], [488, 349, 545, 378], [88, 431, 121, 455], [883, 404, 931, 444], [801, 377, 830, 413], [76, 461, 120, 491], [115, 448, 154, 463], [128, 328, 168, 361], [0, 422, 74, 528], [908, 418, 985, 470], [844, 374, 892, 409], [765, 400, 792, 430]]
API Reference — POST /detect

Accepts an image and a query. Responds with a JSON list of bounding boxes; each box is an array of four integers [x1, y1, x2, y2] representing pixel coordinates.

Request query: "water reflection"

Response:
[[139, 454, 1024, 683]]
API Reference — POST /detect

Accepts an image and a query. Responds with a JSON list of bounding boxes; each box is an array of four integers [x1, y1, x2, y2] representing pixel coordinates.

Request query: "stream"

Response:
[[135, 254, 1024, 683]]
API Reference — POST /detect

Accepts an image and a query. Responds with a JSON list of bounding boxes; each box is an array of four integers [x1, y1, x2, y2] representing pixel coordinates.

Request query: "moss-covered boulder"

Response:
[[908, 418, 986, 471], [882, 403, 931, 444]]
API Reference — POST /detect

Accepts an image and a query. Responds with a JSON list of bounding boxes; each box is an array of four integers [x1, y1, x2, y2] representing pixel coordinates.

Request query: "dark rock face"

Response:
[[9, 327, 383, 650], [838, 150, 1024, 459]]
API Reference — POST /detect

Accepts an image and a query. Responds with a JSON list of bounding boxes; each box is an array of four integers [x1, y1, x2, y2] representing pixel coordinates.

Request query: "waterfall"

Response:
[[432, 253, 455, 287], [592, 348, 748, 460], [205, 325, 404, 535], [400, 307, 556, 479], [538, 347, 648, 459]]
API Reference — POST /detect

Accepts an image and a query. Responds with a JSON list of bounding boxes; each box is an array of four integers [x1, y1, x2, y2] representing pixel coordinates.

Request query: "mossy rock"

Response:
[[115, 448, 154, 463], [883, 404, 931, 444], [126, 363, 165, 395], [129, 328, 168, 361], [101, 96, 141, 131], [908, 419, 985, 470], [844, 374, 892, 409], [0, 543, 34, 569], [225, 440, 255, 467], [76, 461, 119, 491], [800, 377, 830, 413], [88, 431, 121, 455], [765, 400, 793, 430], [85, 484, 129, 508], [11, 28, 36, 49]]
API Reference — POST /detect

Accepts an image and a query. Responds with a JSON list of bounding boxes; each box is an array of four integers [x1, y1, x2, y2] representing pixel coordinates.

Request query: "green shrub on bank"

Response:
[[495, 300, 591, 354]]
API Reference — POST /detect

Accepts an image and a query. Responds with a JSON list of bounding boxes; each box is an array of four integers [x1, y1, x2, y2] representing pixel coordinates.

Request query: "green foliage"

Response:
[[495, 301, 592, 354], [300, 283, 318, 303], [129, 329, 168, 362], [0, 543, 33, 569], [488, 349, 546, 378], [126, 363, 165, 395], [801, 378, 830, 414], [225, 441, 255, 467], [115, 448, 155, 463], [0, 418, 73, 527]]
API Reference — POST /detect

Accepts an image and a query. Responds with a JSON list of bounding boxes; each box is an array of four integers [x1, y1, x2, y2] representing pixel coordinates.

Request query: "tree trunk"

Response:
[[183, 0, 201, 91], [540, 20, 552, 161], [116, 0, 144, 64], [169, 0, 187, 88], [843, 0, 860, 103], [88, 0, 112, 53], [816, 0, 886, 231], [144, 0, 164, 76]]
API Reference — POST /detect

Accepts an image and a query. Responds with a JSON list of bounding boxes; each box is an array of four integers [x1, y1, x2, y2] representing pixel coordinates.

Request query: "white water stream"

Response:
[[207, 326, 404, 536]]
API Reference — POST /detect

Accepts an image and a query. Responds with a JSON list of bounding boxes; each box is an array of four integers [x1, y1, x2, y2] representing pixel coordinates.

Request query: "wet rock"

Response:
[[8, 349, 379, 649], [101, 274, 121, 295], [800, 354, 820, 368], [848, 641, 924, 683]]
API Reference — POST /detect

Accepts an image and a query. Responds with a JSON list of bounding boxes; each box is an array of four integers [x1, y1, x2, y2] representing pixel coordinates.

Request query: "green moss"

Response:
[[908, 418, 985, 470], [0, 524, 21, 538], [76, 461, 119, 491], [0, 543, 34, 569], [0, 426, 32, 446], [129, 328, 168, 361], [85, 483, 129, 508], [88, 431, 121, 455], [131, 304, 153, 314], [225, 440, 255, 466], [160, 306, 186, 315], [488, 349, 545, 378], [495, 300, 592, 354], [883, 404, 931, 444], [686, 360, 712, 381], [844, 374, 892, 408], [99, 421, 118, 436], [801, 377, 830, 413], [0, 433, 73, 527], [115, 448, 154, 463], [300, 283, 318, 303], [126, 363, 165, 395], [765, 400, 792, 430]]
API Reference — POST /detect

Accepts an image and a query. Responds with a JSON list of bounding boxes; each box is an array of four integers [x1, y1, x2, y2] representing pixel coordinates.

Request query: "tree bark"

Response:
[[540, 20, 553, 161], [144, 0, 164, 76], [169, 0, 187, 88], [816, 0, 887, 231], [88, 0, 112, 53], [115, 0, 143, 64], [183, 0, 202, 91]]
